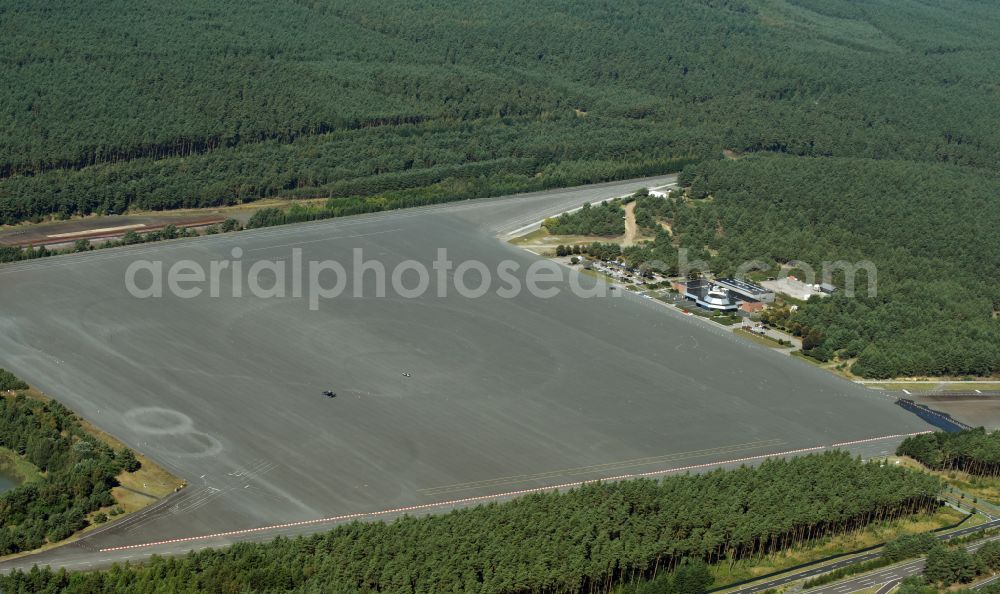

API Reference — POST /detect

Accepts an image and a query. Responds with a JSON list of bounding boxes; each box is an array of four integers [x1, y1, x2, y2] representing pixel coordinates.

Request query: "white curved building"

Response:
[[683, 279, 739, 312], [697, 285, 737, 311]]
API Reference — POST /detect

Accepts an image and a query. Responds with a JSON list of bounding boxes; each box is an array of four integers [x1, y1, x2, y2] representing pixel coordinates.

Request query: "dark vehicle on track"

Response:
[[323, 390, 336, 398]]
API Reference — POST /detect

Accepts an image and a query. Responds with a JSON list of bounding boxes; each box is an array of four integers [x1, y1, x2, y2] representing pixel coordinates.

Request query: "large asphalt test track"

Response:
[[0, 176, 932, 571]]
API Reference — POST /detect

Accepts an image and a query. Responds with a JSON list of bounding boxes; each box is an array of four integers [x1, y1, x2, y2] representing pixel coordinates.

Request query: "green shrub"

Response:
[[0, 369, 28, 391]]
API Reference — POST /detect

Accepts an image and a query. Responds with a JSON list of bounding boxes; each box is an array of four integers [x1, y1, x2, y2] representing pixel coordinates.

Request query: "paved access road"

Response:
[[974, 574, 1000, 589], [808, 527, 1000, 594], [0, 175, 933, 572], [728, 519, 1000, 594]]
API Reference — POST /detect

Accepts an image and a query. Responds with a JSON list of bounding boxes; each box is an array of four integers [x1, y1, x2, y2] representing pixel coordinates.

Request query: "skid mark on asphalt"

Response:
[[99, 431, 929, 553], [419, 439, 785, 496], [117, 487, 223, 535], [167, 486, 225, 517], [99, 490, 201, 535], [137, 364, 298, 385], [244, 228, 402, 253], [241, 484, 296, 503], [170, 460, 283, 519], [227, 460, 279, 484], [119, 459, 281, 534]]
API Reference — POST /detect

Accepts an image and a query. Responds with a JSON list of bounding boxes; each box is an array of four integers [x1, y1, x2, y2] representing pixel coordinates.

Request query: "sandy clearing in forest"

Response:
[[623, 201, 638, 247]]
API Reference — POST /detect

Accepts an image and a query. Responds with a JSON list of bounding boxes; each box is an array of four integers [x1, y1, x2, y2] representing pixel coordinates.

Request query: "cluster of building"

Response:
[[674, 278, 775, 314], [589, 260, 669, 286], [583, 252, 823, 317]]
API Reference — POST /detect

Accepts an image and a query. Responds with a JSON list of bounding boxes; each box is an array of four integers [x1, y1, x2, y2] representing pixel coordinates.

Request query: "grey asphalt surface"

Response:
[[975, 573, 1000, 589], [0, 175, 932, 571]]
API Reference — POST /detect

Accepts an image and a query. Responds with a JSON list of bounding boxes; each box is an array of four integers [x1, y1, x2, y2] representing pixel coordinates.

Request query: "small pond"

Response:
[[0, 470, 19, 493]]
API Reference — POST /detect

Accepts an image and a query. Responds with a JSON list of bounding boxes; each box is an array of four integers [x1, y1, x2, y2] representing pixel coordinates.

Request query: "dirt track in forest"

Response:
[[623, 201, 638, 246]]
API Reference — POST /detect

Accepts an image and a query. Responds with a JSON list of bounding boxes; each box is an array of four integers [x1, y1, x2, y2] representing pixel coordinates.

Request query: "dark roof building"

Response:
[[715, 278, 775, 303]]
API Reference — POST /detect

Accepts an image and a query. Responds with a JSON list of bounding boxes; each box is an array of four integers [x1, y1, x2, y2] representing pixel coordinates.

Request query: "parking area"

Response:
[[761, 277, 831, 301]]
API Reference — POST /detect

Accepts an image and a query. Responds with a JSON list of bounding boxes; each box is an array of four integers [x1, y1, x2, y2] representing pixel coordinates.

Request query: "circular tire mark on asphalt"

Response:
[[124, 407, 223, 458], [124, 407, 194, 435], [154, 432, 224, 458]]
